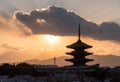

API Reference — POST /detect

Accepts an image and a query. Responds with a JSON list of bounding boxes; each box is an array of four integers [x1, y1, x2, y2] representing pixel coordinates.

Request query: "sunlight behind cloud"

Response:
[[37, 19, 46, 25], [44, 35, 59, 44]]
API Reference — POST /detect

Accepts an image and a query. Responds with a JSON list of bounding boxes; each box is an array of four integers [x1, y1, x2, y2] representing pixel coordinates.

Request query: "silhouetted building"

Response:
[[66, 23, 93, 66]]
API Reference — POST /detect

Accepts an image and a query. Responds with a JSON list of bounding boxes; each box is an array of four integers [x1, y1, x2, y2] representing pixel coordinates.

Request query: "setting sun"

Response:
[[45, 35, 59, 44]]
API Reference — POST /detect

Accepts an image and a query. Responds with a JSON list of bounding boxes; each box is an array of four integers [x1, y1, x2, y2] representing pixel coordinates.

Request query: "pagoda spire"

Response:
[[78, 23, 81, 41]]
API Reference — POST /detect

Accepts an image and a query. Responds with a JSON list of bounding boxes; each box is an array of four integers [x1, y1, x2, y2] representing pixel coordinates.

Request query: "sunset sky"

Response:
[[0, 0, 120, 63]]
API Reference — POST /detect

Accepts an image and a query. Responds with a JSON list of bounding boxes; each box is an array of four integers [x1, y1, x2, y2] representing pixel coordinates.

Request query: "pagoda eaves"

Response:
[[66, 40, 92, 49]]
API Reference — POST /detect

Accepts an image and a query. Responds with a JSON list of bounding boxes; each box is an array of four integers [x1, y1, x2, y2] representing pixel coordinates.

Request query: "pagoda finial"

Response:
[[78, 23, 81, 41]]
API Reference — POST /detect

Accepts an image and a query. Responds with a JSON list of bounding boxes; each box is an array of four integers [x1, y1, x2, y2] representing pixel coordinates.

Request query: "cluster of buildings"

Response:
[[0, 73, 110, 82], [0, 75, 46, 82], [1, 65, 119, 82]]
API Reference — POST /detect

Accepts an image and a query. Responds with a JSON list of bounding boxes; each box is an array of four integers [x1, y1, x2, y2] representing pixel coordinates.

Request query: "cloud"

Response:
[[112, 18, 120, 25], [0, 14, 32, 36], [1, 43, 23, 51], [14, 6, 120, 41]]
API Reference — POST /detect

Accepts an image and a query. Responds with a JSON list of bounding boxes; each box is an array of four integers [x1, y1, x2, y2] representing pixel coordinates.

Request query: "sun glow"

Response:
[[45, 35, 59, 44]]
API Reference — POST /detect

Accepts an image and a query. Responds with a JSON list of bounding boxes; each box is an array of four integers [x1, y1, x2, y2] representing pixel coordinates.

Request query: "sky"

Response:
[[0, 0, 120, 63]]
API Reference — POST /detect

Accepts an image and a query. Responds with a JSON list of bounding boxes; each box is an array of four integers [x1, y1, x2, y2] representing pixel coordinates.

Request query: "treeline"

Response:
[[0, 63, 46, 76]]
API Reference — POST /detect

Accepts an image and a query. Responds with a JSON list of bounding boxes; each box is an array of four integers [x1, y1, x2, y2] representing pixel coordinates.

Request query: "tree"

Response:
[[0, 63, 14, 75]]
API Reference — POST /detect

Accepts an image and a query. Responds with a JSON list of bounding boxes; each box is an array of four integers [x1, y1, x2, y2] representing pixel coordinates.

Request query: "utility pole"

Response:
[[54, 56, 56, 65]]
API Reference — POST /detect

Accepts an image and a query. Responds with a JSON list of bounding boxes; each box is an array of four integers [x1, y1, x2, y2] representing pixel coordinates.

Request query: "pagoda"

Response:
[[65, 23, 93, 66]]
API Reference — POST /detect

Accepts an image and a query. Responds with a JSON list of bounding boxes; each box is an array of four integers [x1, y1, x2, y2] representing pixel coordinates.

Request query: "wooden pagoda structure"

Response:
[[65, 24, 93, 66]]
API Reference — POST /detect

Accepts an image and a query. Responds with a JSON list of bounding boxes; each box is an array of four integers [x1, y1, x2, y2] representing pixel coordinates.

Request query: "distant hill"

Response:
[[24, 55, 120, 67]]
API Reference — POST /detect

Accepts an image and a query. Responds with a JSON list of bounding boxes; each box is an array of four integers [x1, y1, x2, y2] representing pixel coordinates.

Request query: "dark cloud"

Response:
[[112, 18, 120, 25], [15, 6, 120, 41], [1, 43, 23, 50]]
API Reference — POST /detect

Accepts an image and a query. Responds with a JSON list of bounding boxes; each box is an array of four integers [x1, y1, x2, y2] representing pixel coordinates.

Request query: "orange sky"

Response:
[[0, 14, 120, 63], [0, 0, 120, 63], [0, 23, 120, 63]]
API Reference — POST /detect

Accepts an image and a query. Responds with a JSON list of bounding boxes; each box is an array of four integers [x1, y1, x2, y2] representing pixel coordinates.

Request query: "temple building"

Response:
[[65, 23, 94, 66]]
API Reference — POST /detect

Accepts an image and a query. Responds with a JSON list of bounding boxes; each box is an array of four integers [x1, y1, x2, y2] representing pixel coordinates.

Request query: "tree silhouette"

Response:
[[14, 63, 36, 75], [0, 63, 14, 75]]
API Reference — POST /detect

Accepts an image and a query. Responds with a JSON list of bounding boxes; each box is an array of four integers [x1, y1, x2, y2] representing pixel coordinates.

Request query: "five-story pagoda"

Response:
[[65, 23, 93, 66]]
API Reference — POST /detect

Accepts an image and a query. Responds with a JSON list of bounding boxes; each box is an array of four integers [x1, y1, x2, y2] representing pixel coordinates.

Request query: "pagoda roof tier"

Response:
[[66, 40, 92, 49], [65, 58, 93, 63], [66, 51, 93, 56]]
